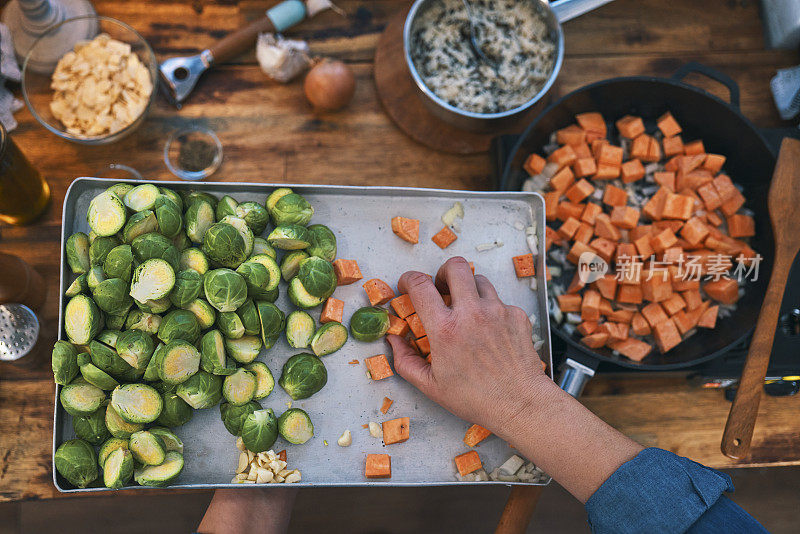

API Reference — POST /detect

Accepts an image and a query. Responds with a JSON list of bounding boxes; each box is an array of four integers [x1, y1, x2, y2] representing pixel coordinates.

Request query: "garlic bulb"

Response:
[[255, 33, 311, 83]]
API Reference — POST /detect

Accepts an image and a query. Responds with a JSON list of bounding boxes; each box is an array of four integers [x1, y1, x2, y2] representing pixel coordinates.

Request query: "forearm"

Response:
[[197, 488, 297, 534]]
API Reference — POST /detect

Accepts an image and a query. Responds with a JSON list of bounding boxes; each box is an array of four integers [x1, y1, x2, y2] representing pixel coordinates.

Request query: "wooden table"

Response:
[[1, 0, 799, 502]]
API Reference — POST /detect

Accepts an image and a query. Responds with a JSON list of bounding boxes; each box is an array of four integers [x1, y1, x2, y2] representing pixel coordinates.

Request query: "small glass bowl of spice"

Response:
[[164, 126, 222, 180]]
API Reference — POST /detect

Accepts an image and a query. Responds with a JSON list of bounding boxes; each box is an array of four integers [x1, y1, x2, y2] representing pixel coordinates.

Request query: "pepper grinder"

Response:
[[2, 0, 97, 73]]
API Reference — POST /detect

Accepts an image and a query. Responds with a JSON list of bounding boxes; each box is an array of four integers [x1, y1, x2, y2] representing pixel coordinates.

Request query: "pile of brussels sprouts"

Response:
[[53, 184, 349, 489]]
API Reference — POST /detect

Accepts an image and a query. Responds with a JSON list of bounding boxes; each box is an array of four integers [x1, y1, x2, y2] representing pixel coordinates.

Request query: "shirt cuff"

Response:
[[585, 448, 734, 534]]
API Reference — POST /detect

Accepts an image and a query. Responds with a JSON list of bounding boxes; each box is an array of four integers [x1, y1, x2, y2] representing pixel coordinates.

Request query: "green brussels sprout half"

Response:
[[280, 251, 308, 281], [54, 439, 98, 489], [278, 353, 327, 400], [296, 256, 337, 299], [78, 355, 120, 390], [238, 300, 261, 336], [110, 383, 163, 424], [64, 295, 103, 345], [183, 298, 217, 329], [203, 268, 248, 312], [134, 296, 172, 315], [169, 269, 203, 308], [305, 224, 337, 262], [65, 274, 88, 298], [86, 265, 106, 290], [156, 393, 193, 427], [131, 232, 180, 271], [278, 408, 314, 444], [158, 309, 201, 345], [122, 210, 158, 243], [285, 311, 315, 349], [60, 378, 105, 416], [251, 237, 277, 258], [125, 311, 162, 335], [66, 232, 91, 274], [185, 200, 215, 244], [266, 187, 293, 213], [103, 244, 134, 282], [52, 340, 79, 385], [105, 403, 144, 439], [106, 183, 134, 201], [255, 301, 285, 349], [235, 201, 270, 234], [129, 430, 166, 466], [217, 311, 245, 339], [96, 329, 121, 348], [92, 278, 133, 316], [311, 322, 348, 356], [172, 230, 191, 251], [235, 262, 272, 299], [241, 408, 279, 453], [216, 195, 239, 221], [182, 190, 218, 210], [243, 254, 281, 291], [88, 191, 126, 237], [124, 183, 160, 212], [154, 196, 183, 238], [98, 437, 129, 468], [130, 259, 175, 302], [72, 406, 111, 445], [288, 277, 325, 309], [105, 313, 128, 331], [270, 193, 314, 226], [179, 248, 209, 274], [89, 340, 134, 379], [103, 448, 134, 489], [202, 221, 249, 268], [159, 187, 183, 211], [89, 235, 120, 266], [222, 368, 257, 406], [224, 336, 262, 364], [116, 329, 156, 370], [246, 361, 275, 400], [158, 340, 201, 385], [200, 330, 229, 375], [349, 306, 390, 342], [148, 427, 184, 453], [268, 225, 311, 250], [220, 401, 261, 436], [134, 451, 184, 487], [176, 370, 223, 409], [143, 343, 164, 381]]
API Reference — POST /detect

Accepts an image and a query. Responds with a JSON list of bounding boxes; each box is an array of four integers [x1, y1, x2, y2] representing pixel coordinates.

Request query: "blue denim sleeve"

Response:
[[585, 448, 767, 534]]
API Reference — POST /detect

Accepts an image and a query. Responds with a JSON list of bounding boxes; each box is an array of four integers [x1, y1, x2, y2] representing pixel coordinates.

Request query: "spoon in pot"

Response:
[[461, 0, 499, 71]]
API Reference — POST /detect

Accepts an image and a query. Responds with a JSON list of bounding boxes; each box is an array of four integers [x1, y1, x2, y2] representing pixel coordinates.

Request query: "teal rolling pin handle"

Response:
[[267, 0, 307, 32]]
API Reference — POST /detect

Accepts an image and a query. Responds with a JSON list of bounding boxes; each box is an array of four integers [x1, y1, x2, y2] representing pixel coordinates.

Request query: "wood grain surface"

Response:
[[1, 0, 799, 502]]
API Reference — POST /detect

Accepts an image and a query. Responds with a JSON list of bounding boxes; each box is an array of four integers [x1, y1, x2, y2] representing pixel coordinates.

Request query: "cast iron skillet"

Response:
[[499, 63, 793, 389]]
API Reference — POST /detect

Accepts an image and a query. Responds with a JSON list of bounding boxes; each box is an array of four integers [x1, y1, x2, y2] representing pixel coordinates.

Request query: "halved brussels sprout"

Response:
[[55, 439, 98, 489], [296, 256, 336, 299], [183, 298, 217, 329], [266, 187, 293, 213], [156, 392, 193, 427], [202, 221, 249, 268], [134, 451, 184, 487], [111, 383, 163, 424], [182, 190, 218, 210], [103, 447, 134, 489], [255, 301, 285, 349], [103, 244, 134, 282], [116, 329, 156, 370], [222, 368, 257, 406], [179, 248, 209, 275], [246, 361, 274, 400], [158, 309, 200, 345], [149, 427, 184, 453], [217, 311, 245, 339], [86, 266, 106, 290], [176, 370, 223, 409], [159, 187, 183, 211], [311, 322, 348, 356], [105, 313, 128, 331], [124, 183, 160, 212], [238, 300, 261, 336], [270, 193, 314, 226], [280, 251, 308, 281], [60, 378, 105, 416], [98, 437, 129, 468], [122, 210, 158, 243], [154, 196, 183, 238], [72, 406, 110, 445], [268, 225, 311, 250], [105, 403, 144, 439], [251, 237, 276, 258], [89, 340, 134, 379], [88, 191, 126, 237], [278, 353, 327, 400], [135, 296, 172, 315], [349, 306, 390, 342], [143, 343, 164, 381], [52, 340, 79, 385], [278, 408, 314, 444], [66, 232, 91, 274], [129, 430, 166, 466], [219, 217, 255, 257], [203, 268, 248, 312], [306, 224, 337, 262], [200, 330, 229, 375], [236, 202, 270, 234], [216, 195, 239, 221], [243, 254, 281, 291], [65, 274, 88, 298], [78, 352, 120, 390], [125, 311, 162, 336], [96, 329, 121, 348], [93, 278, 133, 316], [185, 200, 215, 244], [285, 311, 315, 349], [130, 259, 175, 302], [172, 231, 191, 251], [288, 277, 325, 309], [225, 336, 262, 364], [107, 183, 134, 200], [235, 262, 271, 300], [241, 408, 278, 453], [158, 340, 201, 385], [131, 232, 180, 270], [64, 295, 103, 345], [220, 401, 261, 436], [89, 235, 120, 266]]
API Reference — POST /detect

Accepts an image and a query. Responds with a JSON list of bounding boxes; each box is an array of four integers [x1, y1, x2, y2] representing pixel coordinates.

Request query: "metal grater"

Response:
[[0, 303, 40, 362]]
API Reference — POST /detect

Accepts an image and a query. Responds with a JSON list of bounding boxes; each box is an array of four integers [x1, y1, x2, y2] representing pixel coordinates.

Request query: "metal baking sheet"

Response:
[[54, 178, 551, 491]]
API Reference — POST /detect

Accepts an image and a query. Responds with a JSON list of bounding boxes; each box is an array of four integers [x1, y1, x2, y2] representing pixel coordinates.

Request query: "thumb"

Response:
[[387, 335, 436, 396]]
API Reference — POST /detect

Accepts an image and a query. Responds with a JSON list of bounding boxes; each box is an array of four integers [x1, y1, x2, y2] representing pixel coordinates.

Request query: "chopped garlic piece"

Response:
[[306, 0, 345, 17], [337, 429, 352, 447], [442, 201, 465, 231], [499, 454, 525, 476], [368, 421, 383, 438], [475, 240, 504, 252], [513, 221, 525, 231]]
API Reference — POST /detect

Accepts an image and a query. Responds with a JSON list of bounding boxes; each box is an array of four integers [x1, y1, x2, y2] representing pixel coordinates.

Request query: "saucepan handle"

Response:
[[558, 357, 596, 398], [671, 62, 741, 110]]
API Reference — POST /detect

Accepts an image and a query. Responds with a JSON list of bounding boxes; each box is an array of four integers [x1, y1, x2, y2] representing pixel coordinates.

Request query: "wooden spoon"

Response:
[[495, 485, 544, 534], [721, 137, 800, 459]]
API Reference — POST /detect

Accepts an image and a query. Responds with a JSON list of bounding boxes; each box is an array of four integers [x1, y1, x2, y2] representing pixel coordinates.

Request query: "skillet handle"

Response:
[[559, 357, 596, 397], [671, 62, 741, 110]]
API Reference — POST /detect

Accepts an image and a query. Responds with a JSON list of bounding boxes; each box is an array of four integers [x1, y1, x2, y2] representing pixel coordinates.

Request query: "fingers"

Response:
[[434, 257, 478, 304], [474, 274, 500, 301], [387, 335, 436, 395], [398, 270, 447, 324]]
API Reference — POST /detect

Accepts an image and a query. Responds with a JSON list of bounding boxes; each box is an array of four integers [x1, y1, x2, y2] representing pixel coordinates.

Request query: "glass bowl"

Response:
[[21, 16, 158, 145], [164, 127, 223, 181]]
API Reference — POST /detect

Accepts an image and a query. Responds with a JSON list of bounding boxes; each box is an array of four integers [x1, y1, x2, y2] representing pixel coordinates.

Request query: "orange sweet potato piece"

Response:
[[720, 189, 746, 217], [630, 134, 650, 160], [596, 143, 624, 167], [380, 397, 393, 415], [609, 338, 653, 362], [545, 226, 561, 251], [654, 171, 676, 192], [713, 174, 738, 202], [727, 214, 755, 238], [573, 158, 598, 178], [432, 226, 457, 249], [574, 143, 593, 160], [610, 206, 641, 230], [577, 321, 599, 336], [608, 308, 634, 324], [682, 289, 704, 311], [573, 222, 594, 245], [643, 187, 670, 221], [320, 297, 344, 324], [549, 166, 575, 192], [595, 213, 622, 241], [565, 179, 595, 203], [594, 164, 621, 180], [650, 228, 678, 253], [390, 294, 415, 319], [463, 424, 492, 447], [704, 278, 739, 305], [641, 275, 672, 303], [386, 315, 410, 337], [557, 202, 586, 222], [617, 284, 643, 304], [602, 184, 628, 207], [391, 216, 420, 244], [631, 312, 651, 336], [405, 313, 427, 339], [653, 318, 682, 353], [616, 115, 645, 138], [416, 336, 431, 355], [634, 233, 655, 259], [621, 159, 646, 184], [512, 253, 536, 278], [661, 193, 694, 220], [363, 278, 396, 306], [697, 305, 719, 328], [365, 354, 394, 380], [333, 259, 363, 285], [568, 241, 598, 265], [576, 112, 607, 141], [697, 183, 723, 211], [557, 294, 582, 313], [594, 274, 618, 300], [581, 202, 602, 225], [662, 293, 687, 316], [679, 216, 710, 247], [382, 417, 410, 445], [581, 289, 601, 321], [524, 153, 546, 175], [598, 321, 628, 341], [646, 137, 662, 163], [581, 332, 609, 349], [662, 136, 684, 158], [641, 302, 669, 328], [566, 271, 586, 294], [684, 140, 705, 155], [544, 191, 560, 222], [454, 451, 482, 476], [556, 124, 587, 146], [599, 298, 614, 317], [558, 217, 581, 240], [366, 454, 391, 478], [657, 112, 682, 137], [702, 153, 726, 174], [548, 145, 577, 168], [590, 237, 616, 263]]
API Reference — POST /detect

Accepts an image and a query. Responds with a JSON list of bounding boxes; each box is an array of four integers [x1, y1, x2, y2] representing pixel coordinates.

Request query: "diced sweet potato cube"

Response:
[[672, 309, 698, 335], [704, 278, 739, 305], [557, 294, 582, 313], [365, 354, 394, 380], [594, 164, 621, 180], [432, 226, 458, 249], [574, 222, 594, 244], [664, 156, 681, 172], [610, 206, 641, 230], [678, 170, 714, 191], [599, 298, 614, 316], [727, 214, 755, 238], [678, 154, 707, 175], [390, 294, 415, 319], [646, 137, 662, 163], [416, 336, 431, 355], [581, 289, 601, 321], [581, 202, 602, 225], [577, 321, 599, 336], [454, 451, 482, 476], [386, 315, 410, 337], [567, 241, 596, 264], [382, 417, 410, 445], [654, 172, 676, 192], [680, 216, 710, 247], [608, 308, 634, 323], [662, 193, 694, 220], [643, 187, 670, 221], [617, 284, 643, 304], [573, 158, 598, 178], [320, 297, 344, 324], [697, 183, 722, 211], [621, 159, 646, 184], [720, 189, 746, 217], [615, 242, 638, 267], [609, 338, 653, 362], [405, 313, 427, 339], [524, 153, 546, 175], [650, 228, 678, 253], [565, 179, 595, 203], [566, 272, 585, 295], [581, 332, 609, 349], [684, 140, 705, 155], [630, 135, 650, 160], [545, 226, 561, 252], [634, 234, 655, 259], [630, 225, 653, 241], [380, 397, 394, 414], [333, 259, 363, 285], [544, 191, 560, 222], [697, 305, 719, 328], [599, 321, 628, 341], [653, 219, 685, 234], [594, 213, 621, 241], [590, 237, 616, 263], [594, 274, 618, 300], [662, 293, 687, 316], [603, 184, 628, 207], [556, 124, 587, 146], [574, 143, 592, 159], [596, 144, 624, 167], [463, 424, 492, 447], [631, 312, 651, 336], [682, 289, 704, 311], [653, 318, 682, 353], [592, 138, 609, 158], [363, 278, 396, 306], [576, 112, 607, 141], [641, 275, 672, 303], [549, 166, 575, 192], [703, 154, 726, 174], [662, 136, 684, 157], [616, 115, 645, 138], [366, 454, 391, 478], [713, 174, 738, 202], [557, 202, 585, 222], [548, 144, 577, 168], [657, 112, 682, 137], [391, 216, 420, 244], [512, 253, 536, 278], [641, 302, 669, 328]]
